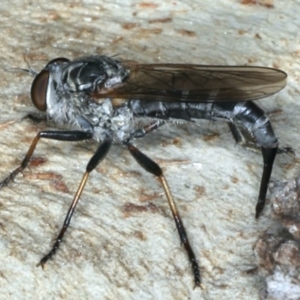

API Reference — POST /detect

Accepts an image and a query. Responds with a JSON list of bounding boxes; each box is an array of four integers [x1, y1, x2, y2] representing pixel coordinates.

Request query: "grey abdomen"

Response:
[[129, 99, 278, 149]]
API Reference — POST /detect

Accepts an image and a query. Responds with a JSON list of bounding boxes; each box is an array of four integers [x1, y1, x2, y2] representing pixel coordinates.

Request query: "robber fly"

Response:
[[0, 55, 287, 287]]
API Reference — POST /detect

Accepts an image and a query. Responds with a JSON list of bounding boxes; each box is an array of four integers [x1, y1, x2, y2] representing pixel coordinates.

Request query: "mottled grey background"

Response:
[[0, 1, 299, 299]]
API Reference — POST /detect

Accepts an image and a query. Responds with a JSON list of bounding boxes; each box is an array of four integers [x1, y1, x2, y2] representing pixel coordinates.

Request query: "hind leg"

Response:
[[228, 102, 278, 218]]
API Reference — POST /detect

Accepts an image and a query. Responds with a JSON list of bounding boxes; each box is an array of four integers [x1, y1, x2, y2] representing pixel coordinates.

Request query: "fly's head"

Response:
[[31, 56, 130, 112], [30, 56, 132, 141]]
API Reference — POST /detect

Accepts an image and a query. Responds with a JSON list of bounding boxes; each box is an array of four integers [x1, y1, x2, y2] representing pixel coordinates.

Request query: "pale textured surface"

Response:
[[0, 1, 299, 299], [253, 176, 300, 300]]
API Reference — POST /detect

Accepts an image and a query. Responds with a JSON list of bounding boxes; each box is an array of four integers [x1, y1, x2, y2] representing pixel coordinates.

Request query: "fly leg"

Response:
[[38, 137, 112, 267], [228, 122, 293, 155], [131, 120, 165, 139], [228, 102, 278, 218], [0, 130, 93, 189], [124, 141, 201, 287]]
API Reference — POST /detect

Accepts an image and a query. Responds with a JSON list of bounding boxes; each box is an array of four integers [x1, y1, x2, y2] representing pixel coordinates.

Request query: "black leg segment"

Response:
[[255, 146, 277, 218]]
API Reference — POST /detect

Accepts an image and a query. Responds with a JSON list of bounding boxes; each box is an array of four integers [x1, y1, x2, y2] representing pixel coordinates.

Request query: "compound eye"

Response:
[[46, 57, 70, 67], [31, 58, 70, 111], [31, 70, 49, 111]]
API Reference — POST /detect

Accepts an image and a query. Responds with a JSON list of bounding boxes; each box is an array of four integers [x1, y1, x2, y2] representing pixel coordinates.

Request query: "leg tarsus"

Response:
[[277, 146, 295, 156]]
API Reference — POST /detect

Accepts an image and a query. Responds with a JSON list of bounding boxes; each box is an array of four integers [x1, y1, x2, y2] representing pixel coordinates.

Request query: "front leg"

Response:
[[0, 130, 93, 189]]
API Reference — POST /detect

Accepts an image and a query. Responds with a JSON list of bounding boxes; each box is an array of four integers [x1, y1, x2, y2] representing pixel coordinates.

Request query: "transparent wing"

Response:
[[93, 63, 287, 103]]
